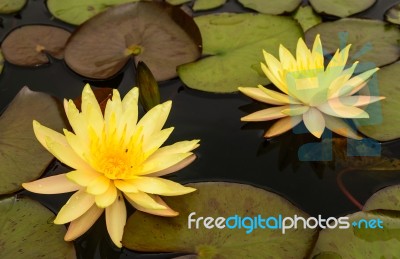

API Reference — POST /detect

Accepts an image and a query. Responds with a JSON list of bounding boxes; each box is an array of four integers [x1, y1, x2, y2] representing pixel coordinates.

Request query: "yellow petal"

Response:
[[124, 191, 166, 210], [54, 189, 95, 224], [264, 116, 302, 138], [64, 99, 89, 141], [296, 37, 312, 70], [258, 85, 301, 104], [64, 204, 104, 241], [105, 192, 126, 248], [125, 194, 178, 217], [152, 140, 200, 157], [281, 105, 309, 116], [326, 44, 351, 72], [238, 86, 286, 105], [147, 154, 196, 177], [241, 106, 289, 122], [63, 129, 90, 163], [129, 176, 196, 196], [263, 50, 283, 78], [327, 62, 358, 98], [140, 152, 193, 175], [318, 101, 369, 118], [323, 114, 362, 140], [260, 63, 288, 94], [67, 169, 102, 187], [114, 179, 139, 193], [121, 87, 139, 112], [143, 127, 174, 155], [330, 68, 379, 98], [303, 107, 325, 138], [81, 84, 104, 136], [311, 34, 324, 69], [279, 44, 297, 70], [104, 90, 123, 137], [95, 183, 117, 208], [331, 96, 385, 107], [22, 174, 80, 194], [86, 175, 110, 195]]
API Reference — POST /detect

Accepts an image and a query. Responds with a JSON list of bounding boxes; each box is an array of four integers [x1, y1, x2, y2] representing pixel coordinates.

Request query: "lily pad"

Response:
[[386, 3, 400, 25], [1, 25, 71, 67], [0, 0, 26, 14], [293, 5, 322, 32], [238, 0, 301, 15], [0, 196, 75, 258], [123, 182, 317, 258], [309, 0, 376, 17], [355, 62, 400, 141], [193, 0, 226, 11], [64, 2, 201, 81], [47, 0, 140, 25], [136, 61, 161, 111], [310, 211, 400, 258], [178, 13, 302, 93], [0, 87, 66, 195], [305, 18, 400, 68], [166, 0, 191, 5], [364, 185, 400, 211]]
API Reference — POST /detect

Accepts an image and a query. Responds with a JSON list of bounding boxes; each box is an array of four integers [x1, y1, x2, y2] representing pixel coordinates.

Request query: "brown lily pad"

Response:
[[64, 2, 201, 81], [1, 25, 71, 66]]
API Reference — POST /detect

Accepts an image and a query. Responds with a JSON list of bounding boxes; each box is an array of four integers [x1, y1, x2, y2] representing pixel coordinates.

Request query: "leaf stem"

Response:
[[336, 168, 363, 210]]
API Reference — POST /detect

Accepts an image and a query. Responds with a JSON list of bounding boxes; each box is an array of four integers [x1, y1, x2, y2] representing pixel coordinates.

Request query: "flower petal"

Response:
[[22, 174, 80, 194], [139, 152, 193, 176], [260, 63, 288, 94], [296, 37, 312, 70], [279, 44, 297, 70], [147, 154, 196, 177], [64, 99, 89, 141], [258, 85, 301, 104], [264, 116, 302, 138], [129, 176, 196, 196], [142, 127, 174, 155], [281, 105, 310, 116], [105, 192, 126, 248], [64, 204, 104, 241], [95, 182, 117, 208], [152, 140, 200, 157], [332, 95, 385, 107], [86, 175, 110, 195], [114, 179, 139, 193], [318, 100, 369, 118], [238, 86, 286, 105], [54, 189, 95, 224], [125, 194, 178, 217], [311, 34, 324, 69], [66, 169, 102, 187], [124, 191, 166, 210], [241, 106, 289, 122], [326, 44, 351, 73], [81, 84, 104, 136], [303, 107, 325, 138], [323, 114, 362, 140]]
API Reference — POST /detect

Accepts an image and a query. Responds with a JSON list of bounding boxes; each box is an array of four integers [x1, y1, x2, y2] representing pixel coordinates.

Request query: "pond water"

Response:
[[1, 0, 400, 258]]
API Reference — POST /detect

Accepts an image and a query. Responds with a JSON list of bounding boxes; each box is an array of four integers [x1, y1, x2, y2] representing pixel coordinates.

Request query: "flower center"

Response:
[[99, 152, 132, 180]]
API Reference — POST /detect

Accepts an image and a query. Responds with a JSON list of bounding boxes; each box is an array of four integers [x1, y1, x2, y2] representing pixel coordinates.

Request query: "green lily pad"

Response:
[[354, 62, 400, 141], [1, 25, 71, 67], [238, 0, 301, 15], [178, 13, 302, 93], [193, 0, 226, 11], [166, 0, 191, 5], [309, 0, 376, 17], [47, 0, 140, 25], [386, 3, 400, 25], [0, 87, 66, 195], [0, 0, 26, 14], [0, 196, 75, 258], [364, 185, 400, 211], [293, 5, 322, 32], [136, 61, 161, 111], [123, 182, 317, 258], [305, 18, 400, 68], [310, 211, 400, 258], [64, 2, 201, 81]]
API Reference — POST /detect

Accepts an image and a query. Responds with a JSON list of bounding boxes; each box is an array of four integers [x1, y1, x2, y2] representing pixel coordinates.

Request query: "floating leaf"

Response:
[[47, 0, 140, 25], [136, 61, 161, 111], [293, 5, 322, 32], [0, 87, 66, 195], [355, 62, 400, 141], [193, 0, 226, 11], [238, 0, 301, 15], [0, 0, 26, 14], [305, 19, 400, 68], [166, 0, 191, 5], [0, 196, 75, 258], [309, 0, 376, 17], [178, 13, 302, 93], [310, 211, 400, 258], [364, 185, 400, 211], [386, 3, 400, 25], [64, 2, 201, 81], [123, 182, 317, 258], [1, 25, 71, 67]]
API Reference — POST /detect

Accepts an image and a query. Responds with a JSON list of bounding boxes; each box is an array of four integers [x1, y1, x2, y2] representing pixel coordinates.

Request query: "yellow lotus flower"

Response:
[[22, 84, 199, 248], [239, 35, 385, 139]]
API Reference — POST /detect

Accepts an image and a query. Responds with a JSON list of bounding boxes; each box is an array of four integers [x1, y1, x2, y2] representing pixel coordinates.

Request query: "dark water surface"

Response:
[[2, 0, 400, 258]]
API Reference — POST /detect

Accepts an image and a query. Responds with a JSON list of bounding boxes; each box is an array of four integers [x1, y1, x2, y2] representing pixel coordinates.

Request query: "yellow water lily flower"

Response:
[[239, 35, 385, 139], [22, 84, 199, 248]]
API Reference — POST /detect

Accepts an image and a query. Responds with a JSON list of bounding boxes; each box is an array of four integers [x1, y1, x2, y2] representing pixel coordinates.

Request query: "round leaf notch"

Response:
[[64, 2, 201, 81]]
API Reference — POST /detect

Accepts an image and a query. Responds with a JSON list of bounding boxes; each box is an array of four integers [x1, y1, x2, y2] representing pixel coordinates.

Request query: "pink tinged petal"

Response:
[[318, 100, 369, 118], [327, 62, 358, 97], [241, 106, 290, 122], [147, 154, 196, 177], [279, 44, 297, 70], [330, 68, 379, 98], [22, 174, 80, 194], [139, 152, 193, 175], [64, 205, 104, 241], [258, 85, 301, 104], [129, 176, 196, 196], [143, 127, 174, 155], [238, 86, 286, 105], [332, 96, 385, 107], [114, 179, 139, 193], [264, 116, 303, 138], [54, 189, 95, 224], [260, 63, 288, 95], [66, 169, 102, 187], [105, 192, 126, 248], [125, 194, 178, 217], [347, 81, 367, 96], [86, 175, 110, 195], [323, 114, 362, 140], [153, 140, 200, 156], [95, 183, 117, 208], [124, 191, 166, 210], [281, 105, 310, 116], [303, 107, 325, 138]]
